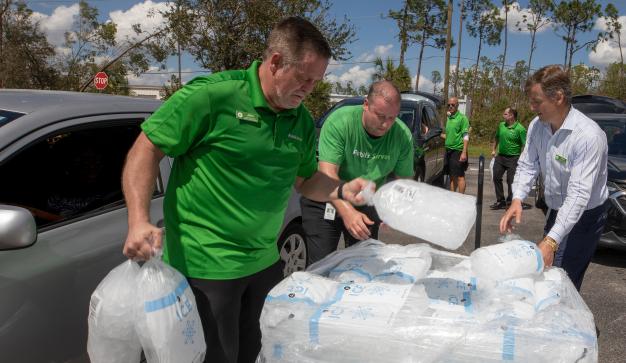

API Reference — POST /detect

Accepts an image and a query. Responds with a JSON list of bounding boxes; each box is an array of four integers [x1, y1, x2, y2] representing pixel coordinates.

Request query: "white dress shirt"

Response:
[[512, 106, 608, 244]]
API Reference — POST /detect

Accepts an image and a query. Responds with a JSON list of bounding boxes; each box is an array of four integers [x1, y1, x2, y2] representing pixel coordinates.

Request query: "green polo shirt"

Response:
[[495, 121, 527, 156], [445, 111, 470, 151], [318, 105, 414, 187], [141, 60, 317, 279]]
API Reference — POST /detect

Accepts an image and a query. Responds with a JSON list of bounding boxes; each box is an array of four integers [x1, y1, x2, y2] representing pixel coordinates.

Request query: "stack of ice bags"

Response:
[[260, 240, 597, 363]]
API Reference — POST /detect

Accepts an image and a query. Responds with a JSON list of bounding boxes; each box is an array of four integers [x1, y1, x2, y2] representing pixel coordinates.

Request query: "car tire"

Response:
[[277, 222, 308, 277]]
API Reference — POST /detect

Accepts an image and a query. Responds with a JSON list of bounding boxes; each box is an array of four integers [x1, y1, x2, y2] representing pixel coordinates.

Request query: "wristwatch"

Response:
[[337, 181, 346, 200]]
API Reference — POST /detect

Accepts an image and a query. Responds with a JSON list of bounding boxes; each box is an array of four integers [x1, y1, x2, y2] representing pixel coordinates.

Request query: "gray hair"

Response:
[[263, 17, 331, 64]]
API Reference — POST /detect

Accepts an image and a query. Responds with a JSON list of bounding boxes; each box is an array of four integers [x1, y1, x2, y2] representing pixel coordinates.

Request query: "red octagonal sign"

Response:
[[94, 71, 108, 90]]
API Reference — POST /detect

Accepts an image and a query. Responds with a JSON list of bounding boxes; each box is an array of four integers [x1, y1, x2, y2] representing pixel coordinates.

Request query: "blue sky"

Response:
[[25, 0, 626, 91]]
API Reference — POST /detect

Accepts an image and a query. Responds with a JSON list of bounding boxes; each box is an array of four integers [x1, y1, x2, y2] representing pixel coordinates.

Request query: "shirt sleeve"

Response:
[[462, 115, 470, 135], [297, 112, 318, 179], [547, 133, 607, 244], [141, 81, 213, 157], [394, 124, 415, 177], [519, 124, 527, 146], [318, 109, 347, 166], [512, 118, 540, 200]]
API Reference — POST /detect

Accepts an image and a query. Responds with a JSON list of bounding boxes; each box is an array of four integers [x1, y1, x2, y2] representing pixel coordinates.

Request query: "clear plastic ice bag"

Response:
[[363, 179, 476, 250], [87, 260, 142, 363], [135, 251, 206, 363]]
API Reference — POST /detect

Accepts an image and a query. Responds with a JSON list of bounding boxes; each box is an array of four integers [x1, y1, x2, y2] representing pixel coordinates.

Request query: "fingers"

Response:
[[345, 213, 373, 240], [122, 224, 163, 261]]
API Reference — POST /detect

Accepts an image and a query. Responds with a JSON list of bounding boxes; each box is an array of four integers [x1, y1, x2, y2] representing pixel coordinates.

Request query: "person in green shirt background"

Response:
[[490, 107, 527, 210], [442, 97, 470, 193], [121, 17, 370, 363], [301, 80, 414, 265]]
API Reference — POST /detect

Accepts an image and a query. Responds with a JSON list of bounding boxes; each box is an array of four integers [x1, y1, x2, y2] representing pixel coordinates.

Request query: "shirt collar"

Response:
[[245, 60, 298, 117], [560, 106, 580, 131]]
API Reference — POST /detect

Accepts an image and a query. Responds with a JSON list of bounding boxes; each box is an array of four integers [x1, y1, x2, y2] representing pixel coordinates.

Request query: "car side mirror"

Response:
[[0, 205, 37, 250]]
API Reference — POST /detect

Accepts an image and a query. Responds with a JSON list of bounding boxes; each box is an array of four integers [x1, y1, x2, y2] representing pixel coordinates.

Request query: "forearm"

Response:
[[297, 171, 340, 202], [122, 134, 165, 227], [331, 198, 356, 218], [462, 138, 469, 153]]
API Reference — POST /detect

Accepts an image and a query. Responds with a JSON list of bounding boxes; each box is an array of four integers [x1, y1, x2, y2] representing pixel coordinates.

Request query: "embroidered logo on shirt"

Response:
[[235, 110, 259, 123], [288, 134, 302, 142], [555, 154, 567, 164]]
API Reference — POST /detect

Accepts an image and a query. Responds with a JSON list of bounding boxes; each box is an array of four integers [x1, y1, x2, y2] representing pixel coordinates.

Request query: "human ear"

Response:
[[269, 53, 283, 74]]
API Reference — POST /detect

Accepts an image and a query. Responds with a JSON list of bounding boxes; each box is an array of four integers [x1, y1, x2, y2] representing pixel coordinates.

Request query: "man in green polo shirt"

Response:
[[121, 17, 370, 363], [301, 81, 414, 265], [442, 97, 470, 193], [490, 107, 527, 210]]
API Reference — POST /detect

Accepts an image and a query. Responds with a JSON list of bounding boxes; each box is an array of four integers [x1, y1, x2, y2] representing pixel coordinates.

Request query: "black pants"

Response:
[[188, 262, 283, 363], [444, 149, 468, 177], [300, 196, 381, 265], [492, 154, 519, 203], [544, 201, 609, 291]]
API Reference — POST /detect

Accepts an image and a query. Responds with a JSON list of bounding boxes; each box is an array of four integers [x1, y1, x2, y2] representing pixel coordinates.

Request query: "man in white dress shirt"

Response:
[[499, 65, 609, 291]]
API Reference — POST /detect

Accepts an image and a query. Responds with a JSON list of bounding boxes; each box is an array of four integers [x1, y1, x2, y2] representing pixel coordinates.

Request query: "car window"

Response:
[[398, 109, 415, 131], [0, 123, 144, 228], [420, 106, 434, 137], [596, 118, 626, 156], [0, 109, 25, 127]]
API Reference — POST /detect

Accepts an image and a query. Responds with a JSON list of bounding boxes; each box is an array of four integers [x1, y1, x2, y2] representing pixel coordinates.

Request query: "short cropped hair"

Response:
[[507, 107, 518, 119], [264, 17, 331, 63], [525, 65, 572, 104], [367, 80, 401, 104]]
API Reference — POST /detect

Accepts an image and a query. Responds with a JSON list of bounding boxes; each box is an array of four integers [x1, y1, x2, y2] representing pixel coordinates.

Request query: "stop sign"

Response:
[[94, 72, 108, 90]]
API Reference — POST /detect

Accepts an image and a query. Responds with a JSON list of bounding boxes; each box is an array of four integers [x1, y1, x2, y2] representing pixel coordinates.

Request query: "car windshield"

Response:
[[596, 118, 626, 156], [0, 109, 25, 127]]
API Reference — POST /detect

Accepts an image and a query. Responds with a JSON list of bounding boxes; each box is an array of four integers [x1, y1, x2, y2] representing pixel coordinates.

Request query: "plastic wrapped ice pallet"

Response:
[[363, 180, 476, 250], [260, 240, 597, 363]]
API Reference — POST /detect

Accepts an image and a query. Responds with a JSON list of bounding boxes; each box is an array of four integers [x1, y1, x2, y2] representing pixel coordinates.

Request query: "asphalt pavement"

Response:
[[377, 157, 626, 363]]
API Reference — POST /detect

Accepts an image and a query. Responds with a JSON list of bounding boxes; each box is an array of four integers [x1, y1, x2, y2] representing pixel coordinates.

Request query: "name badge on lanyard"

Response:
[[324, 203, 336, 220]]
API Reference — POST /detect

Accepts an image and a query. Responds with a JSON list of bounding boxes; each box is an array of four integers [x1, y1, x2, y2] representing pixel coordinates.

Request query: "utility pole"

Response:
[[443, 0, 453, 104]]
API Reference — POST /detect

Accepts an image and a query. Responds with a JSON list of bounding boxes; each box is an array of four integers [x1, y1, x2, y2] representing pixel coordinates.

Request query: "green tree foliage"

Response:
[[171, 0, 356, 72], [303, 79, 332, 120], [465, 0, 504, 103], [600, 3, 623, 66], [372, 57, 412, 92], [553, 0, 602, 71], [389, 0, 447, 91], [599, 62, 626, 100], [570, 63, 601, 95], [0, 0, 58, 89], [516, 0, 553, 76], [388, 0, 412, 66]]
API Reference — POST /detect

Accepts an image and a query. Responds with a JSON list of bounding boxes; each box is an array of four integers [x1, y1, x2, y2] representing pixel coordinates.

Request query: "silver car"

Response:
[[0, 89, 306, 362]]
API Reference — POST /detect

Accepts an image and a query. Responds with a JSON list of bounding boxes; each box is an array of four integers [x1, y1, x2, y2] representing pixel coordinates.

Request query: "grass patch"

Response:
[[469, 141, 492, 158]]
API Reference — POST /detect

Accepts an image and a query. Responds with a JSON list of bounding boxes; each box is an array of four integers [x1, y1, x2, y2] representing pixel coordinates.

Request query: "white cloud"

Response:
[[325, 65, 376, 88], [589, 41, 624, 66], [590, 15, 626, 66], [33, 4, 78, 46], [127, 66, 196, 86], [357, 44, 393, 62], [500, 2, 552, 34], [109, 1, 170, 43], [412, 75, 441, 93]]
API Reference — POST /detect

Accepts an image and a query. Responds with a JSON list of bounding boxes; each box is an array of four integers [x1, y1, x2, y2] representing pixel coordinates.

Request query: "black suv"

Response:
[[316, 93, 446, 185], [572, 95, 626, 250]]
